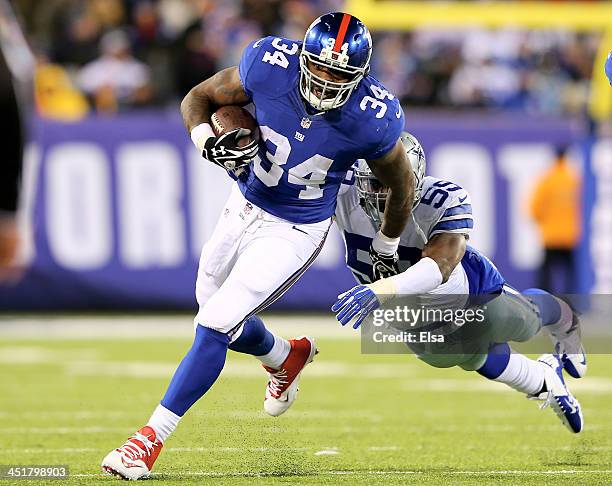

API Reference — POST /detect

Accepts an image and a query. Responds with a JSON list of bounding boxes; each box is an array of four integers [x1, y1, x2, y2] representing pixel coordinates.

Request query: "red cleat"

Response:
[[101, 426, 163, 480], [263, 336, 317, 416]]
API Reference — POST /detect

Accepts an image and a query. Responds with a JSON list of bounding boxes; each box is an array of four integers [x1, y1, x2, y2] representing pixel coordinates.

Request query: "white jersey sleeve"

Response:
[[414, 176, 473, 239]]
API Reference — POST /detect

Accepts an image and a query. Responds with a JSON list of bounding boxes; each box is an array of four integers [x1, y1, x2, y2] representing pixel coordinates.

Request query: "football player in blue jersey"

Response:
[[332, 132, 585, 434], [102, 12, 416, 479]]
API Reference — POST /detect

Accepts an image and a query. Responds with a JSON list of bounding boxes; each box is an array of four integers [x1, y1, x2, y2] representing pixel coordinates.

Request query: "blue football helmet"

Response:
[[606, 50, 612, 86], [300, 12, 372, 111]]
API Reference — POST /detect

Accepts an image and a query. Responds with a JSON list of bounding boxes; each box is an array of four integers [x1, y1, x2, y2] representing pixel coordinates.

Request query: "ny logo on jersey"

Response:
[[294, 131, 305, 142]]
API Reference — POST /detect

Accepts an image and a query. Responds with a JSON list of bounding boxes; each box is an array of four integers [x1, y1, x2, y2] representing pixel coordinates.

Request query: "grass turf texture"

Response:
[[1, 318, 611, 485]]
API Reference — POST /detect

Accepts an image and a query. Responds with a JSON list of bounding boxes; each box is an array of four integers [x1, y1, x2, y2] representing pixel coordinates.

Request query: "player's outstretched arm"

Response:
[[366, 139, 415, 239], [421, 233, 467, 283], [180, 66, 250, 133], [332, 233, 467, 329]]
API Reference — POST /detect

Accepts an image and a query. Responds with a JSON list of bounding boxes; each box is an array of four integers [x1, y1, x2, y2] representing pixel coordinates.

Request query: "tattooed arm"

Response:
[[180, 66, 250, 132]]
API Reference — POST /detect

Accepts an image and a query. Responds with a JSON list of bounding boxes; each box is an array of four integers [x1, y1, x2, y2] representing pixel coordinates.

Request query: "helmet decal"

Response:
[[331, 13, 352, 53]]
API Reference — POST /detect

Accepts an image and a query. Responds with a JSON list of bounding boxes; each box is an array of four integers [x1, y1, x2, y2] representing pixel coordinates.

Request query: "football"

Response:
[[211, 105, 259, 147]]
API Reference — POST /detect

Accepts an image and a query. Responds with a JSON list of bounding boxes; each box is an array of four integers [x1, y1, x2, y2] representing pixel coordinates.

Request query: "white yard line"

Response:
[[3, 346, 612, 394], [62, 359, 420, 379], [0, 426, 130, 434], [0, 314, 355, 340], [2, 422, 605, 436], [6, 445, 612, 455], [1, 446, 314, 454], [70, 469, 612, 478]]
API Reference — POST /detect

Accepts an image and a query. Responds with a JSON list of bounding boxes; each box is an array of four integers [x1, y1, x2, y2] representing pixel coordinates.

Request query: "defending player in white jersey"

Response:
[[332, 132, 586, 434], [101, 12, 416, 480]]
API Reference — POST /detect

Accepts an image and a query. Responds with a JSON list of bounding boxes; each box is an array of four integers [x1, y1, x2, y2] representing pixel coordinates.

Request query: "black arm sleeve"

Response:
[[0, 49, 23, 213]]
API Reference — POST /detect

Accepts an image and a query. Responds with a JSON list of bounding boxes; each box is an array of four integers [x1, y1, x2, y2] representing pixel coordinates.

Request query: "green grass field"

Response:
[[1, 315, 612, 485]]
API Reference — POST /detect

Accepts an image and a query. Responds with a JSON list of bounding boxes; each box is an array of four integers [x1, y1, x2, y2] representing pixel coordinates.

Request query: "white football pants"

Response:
[[194, 184, 331, 338]]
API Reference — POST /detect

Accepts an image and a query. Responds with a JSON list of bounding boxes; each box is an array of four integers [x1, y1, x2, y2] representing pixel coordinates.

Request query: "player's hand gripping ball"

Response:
[[204, 106, 260, 171]]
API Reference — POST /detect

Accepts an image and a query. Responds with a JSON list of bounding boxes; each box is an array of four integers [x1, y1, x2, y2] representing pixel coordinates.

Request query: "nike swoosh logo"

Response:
[[458, 195, 468, 203], [253, 38, 263, 48], [395, 108, 402, 119]]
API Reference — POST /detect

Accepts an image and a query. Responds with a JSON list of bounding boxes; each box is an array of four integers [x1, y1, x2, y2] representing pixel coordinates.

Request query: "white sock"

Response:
[[256, 335, 291, 369], [147, 404, 181, 443], [544, 297, 573, 338], [492, 353, 545, 395]]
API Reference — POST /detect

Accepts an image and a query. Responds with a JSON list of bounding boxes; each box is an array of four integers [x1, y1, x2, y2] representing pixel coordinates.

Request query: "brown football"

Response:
[[211, 105, 259, 147]]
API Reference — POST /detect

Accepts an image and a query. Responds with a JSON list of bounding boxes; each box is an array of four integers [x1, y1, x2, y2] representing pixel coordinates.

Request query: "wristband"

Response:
[[190, 123, 215, 152], [372, 230, 400, 256]]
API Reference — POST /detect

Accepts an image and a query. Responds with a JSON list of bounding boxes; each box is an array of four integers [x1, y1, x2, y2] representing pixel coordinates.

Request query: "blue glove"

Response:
[[331, 285, 380, 329], [606, 50, 612, 86]]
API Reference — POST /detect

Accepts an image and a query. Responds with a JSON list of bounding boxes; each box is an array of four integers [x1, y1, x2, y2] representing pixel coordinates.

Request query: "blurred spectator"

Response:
[[50, 3, 103, 66], [9, 0, 602, 114], [130, 1, 168, 58], [35, 59, 89, 121], [77, 29, 153, 113], [172, 17, 216, 98], [529, 147, 581, 294]]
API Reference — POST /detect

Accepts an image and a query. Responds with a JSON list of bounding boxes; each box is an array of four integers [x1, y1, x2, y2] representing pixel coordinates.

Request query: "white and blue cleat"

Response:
[[531, 354, 583, 433], [557, 342, 587, 380], [549, 309, 587, 379]]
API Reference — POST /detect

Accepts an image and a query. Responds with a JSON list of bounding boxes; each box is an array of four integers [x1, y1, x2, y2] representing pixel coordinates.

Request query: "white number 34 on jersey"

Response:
[[360, 85, 395, 119]]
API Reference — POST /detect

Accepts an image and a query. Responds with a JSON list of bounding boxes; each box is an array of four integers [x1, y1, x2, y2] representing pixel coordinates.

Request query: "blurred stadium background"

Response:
[[2, 0, 612, 309], [2, 0, 612, 483]]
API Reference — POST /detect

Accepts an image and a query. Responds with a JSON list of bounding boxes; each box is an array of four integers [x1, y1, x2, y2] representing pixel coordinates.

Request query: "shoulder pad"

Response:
[[418, 177, 473, 238], [239, 36, 301, 99], [345, 76, 404, 160]]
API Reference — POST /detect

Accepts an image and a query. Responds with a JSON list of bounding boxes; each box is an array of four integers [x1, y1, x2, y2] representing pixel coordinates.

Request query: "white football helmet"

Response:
[[355, 132, 426, 224]]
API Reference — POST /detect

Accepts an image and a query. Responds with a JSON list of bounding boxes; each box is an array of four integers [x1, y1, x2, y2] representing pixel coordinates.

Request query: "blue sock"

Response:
[[229, 315, 274, 356], [523, 288, 562, 326], [477, 342, 511, 379], [477, 342, 546, 395], [160, 325, 229, 417]]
